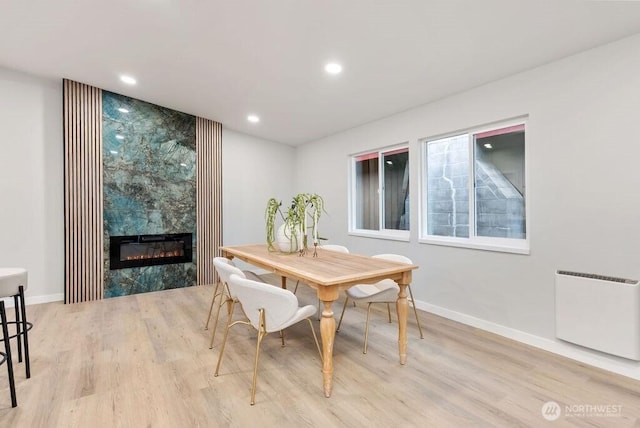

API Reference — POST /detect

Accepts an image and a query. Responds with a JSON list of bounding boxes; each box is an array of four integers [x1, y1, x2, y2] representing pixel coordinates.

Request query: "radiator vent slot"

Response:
[[556, 270, 637, 284], [555, 270, 640, 361]]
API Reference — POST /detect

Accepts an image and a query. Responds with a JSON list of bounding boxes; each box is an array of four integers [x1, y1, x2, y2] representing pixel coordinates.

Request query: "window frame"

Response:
[[349, 143, 411, 241], [419, 118, 529, 254]]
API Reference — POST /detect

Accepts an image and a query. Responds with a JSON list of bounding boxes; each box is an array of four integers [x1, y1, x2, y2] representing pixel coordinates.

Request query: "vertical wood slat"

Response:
[[196, 118, 222, 285], [63, 79, 104, 303]]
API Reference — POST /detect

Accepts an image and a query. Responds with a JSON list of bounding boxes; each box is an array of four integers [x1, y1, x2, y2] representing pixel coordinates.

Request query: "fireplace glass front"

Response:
[[109, 233, 193, 270]]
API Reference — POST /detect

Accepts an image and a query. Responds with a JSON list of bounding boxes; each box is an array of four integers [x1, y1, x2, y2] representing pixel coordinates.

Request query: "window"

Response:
[[350, 146, 410, 240], [421, 120, 527, 253]]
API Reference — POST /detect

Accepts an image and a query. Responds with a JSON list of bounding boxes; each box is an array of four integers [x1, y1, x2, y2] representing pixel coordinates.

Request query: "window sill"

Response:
[[419, 236, 530, 255], [349, 229, 410, 242]]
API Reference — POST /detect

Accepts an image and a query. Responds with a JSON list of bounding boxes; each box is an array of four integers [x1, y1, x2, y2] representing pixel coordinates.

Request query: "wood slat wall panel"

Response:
[[196, 118, 222, 285], [63, 79, 104, 304]]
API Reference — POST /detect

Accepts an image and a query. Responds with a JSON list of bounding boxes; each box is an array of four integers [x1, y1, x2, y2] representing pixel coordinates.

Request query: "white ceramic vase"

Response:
[[276, 223, 299, 253]]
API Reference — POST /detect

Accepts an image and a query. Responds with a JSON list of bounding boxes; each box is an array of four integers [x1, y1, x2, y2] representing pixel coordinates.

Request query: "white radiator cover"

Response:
[[555, 271, 640, 361]]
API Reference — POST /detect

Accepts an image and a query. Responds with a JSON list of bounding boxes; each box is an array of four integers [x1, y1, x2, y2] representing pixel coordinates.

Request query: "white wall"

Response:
[[295, 34, 640, 378], [0, 67, 64, 304], [222, 128, 295, 245], [222, 129, 295, 270]]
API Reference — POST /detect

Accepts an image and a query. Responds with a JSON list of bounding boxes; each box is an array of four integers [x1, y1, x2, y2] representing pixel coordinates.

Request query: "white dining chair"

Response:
[[336, 254, 424, 354], [206, 257, 265, 349], [214, 274, 322, 405]]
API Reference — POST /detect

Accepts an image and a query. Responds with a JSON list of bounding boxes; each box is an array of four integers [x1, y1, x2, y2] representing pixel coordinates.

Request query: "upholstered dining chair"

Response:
[[215, 274, 322, 405], [336, 254, 424, 354], [206, 257, 265, 349]]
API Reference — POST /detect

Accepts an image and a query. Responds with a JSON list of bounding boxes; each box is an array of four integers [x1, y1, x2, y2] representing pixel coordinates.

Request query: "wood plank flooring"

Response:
[[1, 274, 639, 427]]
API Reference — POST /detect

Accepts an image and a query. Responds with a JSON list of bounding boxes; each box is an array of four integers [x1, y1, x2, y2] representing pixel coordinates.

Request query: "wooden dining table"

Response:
[[220, 243, 418, 398]]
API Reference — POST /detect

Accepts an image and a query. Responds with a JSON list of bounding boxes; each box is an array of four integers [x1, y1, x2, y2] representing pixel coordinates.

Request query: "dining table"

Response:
[[220, 243, 418, 398]]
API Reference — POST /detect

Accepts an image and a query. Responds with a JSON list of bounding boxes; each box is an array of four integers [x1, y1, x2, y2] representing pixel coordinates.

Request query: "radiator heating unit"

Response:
[[555, 270, 640, 361]]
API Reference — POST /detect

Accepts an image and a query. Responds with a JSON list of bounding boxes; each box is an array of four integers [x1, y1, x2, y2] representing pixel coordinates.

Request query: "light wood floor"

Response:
[[1, 275, 639, 427]]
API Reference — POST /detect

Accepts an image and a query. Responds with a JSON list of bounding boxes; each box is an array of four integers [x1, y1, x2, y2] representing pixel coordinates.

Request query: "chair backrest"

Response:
[[321, 244, 349, 254], [372, 253, 412, 264], [229, 274, 299, 333], [213, 257, 246, 297]]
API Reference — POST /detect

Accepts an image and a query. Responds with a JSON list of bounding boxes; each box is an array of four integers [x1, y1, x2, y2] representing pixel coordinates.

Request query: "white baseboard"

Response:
[[2, 293, 64, 308], [414, 299, 640, 381]]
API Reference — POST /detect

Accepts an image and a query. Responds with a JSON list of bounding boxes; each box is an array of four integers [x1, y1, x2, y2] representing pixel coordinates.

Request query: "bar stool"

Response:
[[0, 268, 28, 408], [0, 268, 31, 379]]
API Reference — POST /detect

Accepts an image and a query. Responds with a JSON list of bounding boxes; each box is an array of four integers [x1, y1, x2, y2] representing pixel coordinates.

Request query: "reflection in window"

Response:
[[422, 121, 526, 249], [474, 125, 525, 239], [353, 147, 409, 233]]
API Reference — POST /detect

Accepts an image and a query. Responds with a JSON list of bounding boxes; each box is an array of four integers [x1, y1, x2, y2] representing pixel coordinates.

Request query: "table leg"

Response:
[[281, 276, 287, 289], [397, 284, 408, 365], [320, 300, 336, 397]]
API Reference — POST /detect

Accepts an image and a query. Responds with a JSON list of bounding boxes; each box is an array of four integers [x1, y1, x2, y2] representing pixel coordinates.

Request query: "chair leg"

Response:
[[386, 303, 392, 323], [280, 329, 285, 346], [293, 280, 300, 294], [14, 295, 22, 363], [19, 286, 30, 378], [407, 285, 424, 339], [306, 319, 323, 363], [336, 296, 350, 332], [214, 300, 236, 377], [251, 309, 267, 406], [1, 301, 17, 407], [363, 303, 373, 354], [209, 293, 228, 349], [204, 280, 221, 330]]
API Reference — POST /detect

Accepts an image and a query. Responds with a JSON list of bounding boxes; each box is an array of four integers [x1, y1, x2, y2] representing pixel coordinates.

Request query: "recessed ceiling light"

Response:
[[484, 143, 493, 149], [386, 160, 393, 165], [118, 108, 129, 113], [180, 163, 187, 167], [115, 134, 125, 140], [120, 75, 137, 85], [110, 150, 118, 155], [325, 63, 342, 75], [247, 114, 260, 123]]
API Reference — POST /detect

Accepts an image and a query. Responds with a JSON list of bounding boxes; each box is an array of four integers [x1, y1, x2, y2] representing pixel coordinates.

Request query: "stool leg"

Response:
[[14, 295, 22, 363], [19, 286, 30, 379], [1, 301, 17, 407]]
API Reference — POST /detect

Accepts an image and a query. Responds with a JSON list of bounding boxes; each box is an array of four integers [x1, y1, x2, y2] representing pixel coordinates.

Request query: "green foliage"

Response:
[[265, 193, 325, 253], [265, 198, 283, 251]]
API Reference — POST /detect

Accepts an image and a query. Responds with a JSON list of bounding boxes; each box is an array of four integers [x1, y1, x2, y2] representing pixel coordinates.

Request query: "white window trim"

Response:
[[419, 117, 529, 255], [348, 143, 410, 240], [350, 229, 410, 242]]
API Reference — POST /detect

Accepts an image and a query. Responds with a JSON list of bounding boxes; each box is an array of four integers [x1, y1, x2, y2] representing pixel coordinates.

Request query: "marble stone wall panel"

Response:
[[102, 91, 197, 297]]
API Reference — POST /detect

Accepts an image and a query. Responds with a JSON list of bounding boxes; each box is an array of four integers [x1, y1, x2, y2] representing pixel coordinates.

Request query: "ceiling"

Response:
[[2, 1, 640, 146]]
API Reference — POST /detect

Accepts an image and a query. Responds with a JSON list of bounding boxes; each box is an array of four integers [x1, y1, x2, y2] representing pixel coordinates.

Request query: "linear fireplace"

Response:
[[109, 233, 193, 270]]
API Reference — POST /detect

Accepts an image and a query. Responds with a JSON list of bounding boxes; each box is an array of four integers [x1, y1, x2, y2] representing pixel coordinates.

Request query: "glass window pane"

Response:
[[355, 154, 379, 230], [426, 135, 469, 237], [474, 126, 525, 239], [382, 149, 409, 230]]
